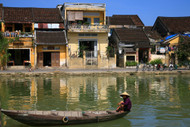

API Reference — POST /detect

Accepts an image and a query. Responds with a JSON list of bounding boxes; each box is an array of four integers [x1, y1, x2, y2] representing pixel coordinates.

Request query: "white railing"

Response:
[[85, 51, 98, 58], [64, 3, 106, 8], [3, 32, 34, 38], [68, 25, 108, 32]]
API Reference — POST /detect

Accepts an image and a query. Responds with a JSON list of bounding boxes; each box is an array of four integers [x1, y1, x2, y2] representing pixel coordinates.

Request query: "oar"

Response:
[[0, 102, 1, 127]]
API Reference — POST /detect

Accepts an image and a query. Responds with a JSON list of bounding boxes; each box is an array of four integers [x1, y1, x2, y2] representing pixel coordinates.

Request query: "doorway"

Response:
[[43, 52, 51, 66], [8, 49, 30, 66], [139, 48, 149, 63], [79, 40, 97, 57]]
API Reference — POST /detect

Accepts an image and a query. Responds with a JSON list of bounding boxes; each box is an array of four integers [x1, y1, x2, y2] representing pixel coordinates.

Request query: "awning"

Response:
[[123, 48, 136, 53], [36, 31, 67, 45]]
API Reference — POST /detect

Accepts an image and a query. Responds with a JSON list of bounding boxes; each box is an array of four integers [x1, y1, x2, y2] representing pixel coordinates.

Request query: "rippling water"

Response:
[[0, 74, 190, 127]]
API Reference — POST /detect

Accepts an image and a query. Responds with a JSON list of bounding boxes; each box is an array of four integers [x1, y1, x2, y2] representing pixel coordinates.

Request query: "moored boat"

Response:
[[1, 109, 129, 126]]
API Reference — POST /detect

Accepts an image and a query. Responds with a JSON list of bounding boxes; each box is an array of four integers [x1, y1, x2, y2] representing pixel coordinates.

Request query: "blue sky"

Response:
[[1, 0, 190, 26]]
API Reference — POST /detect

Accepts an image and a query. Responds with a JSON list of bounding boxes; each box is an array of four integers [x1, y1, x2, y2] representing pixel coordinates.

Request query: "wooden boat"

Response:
[[1, 109, 129, 126]]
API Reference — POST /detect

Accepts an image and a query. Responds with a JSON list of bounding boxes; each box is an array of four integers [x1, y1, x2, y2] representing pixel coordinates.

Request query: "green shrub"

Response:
[[126, 61, 137, 66], [149, 59, 162, 65]]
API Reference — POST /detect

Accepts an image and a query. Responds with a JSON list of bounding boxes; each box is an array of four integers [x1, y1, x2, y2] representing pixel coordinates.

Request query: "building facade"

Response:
[[60, 3, 115, 69], [108, 15, 151, 67], [0, 4, 66, 68]]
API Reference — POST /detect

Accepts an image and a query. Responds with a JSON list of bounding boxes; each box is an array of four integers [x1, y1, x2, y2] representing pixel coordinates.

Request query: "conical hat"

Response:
[[120, 92, 130, 97]]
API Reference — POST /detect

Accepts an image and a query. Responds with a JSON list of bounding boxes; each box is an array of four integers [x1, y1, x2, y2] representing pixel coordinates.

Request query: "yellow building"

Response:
[[161, 34, 180, 65], [61, 3, 112, 68], [0, 4, 66, 68], [1, 7, 35, 67], [35, 31, 67, 67]]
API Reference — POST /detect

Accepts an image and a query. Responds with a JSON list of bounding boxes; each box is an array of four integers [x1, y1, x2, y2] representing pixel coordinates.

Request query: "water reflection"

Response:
[[0, 75, 190, 127]]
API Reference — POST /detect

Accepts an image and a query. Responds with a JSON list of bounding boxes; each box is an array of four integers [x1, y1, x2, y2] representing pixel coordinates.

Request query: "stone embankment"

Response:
[[0, 68, 190, 77]]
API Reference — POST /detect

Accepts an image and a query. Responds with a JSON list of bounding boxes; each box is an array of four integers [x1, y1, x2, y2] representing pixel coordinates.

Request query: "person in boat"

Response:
[[116, 92, 132, 112]]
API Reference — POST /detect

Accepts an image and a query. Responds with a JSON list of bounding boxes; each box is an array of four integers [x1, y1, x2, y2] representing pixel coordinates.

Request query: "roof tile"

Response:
[[36, 31, 66, 45], [159, 17, 190, 33], [108, 15, 144, 26], [114, 28, 149, 42], [3, 7, 33, 23], [144, 26, 162, 40], [33, 8, 63, 23]]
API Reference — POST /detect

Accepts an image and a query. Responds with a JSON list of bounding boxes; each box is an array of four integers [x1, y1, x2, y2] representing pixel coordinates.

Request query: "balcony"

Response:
[[68, 25, 109, 33], [3, 32, 34, 38], [64, 3, 106, 9]]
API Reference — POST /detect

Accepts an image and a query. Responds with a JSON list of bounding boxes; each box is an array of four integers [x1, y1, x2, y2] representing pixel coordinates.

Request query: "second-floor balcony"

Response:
[[68, 25, 109, 33], [3, 32, 34, 38]]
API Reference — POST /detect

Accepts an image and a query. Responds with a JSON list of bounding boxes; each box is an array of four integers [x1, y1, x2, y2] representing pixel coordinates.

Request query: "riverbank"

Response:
[[0, 68, 190, 77]]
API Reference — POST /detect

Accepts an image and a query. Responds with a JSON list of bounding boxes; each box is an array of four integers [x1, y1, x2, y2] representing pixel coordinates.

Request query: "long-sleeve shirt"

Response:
[[122, 98, 132, 111]]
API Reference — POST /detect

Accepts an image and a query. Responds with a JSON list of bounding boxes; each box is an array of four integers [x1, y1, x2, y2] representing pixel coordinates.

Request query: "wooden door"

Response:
[[37, 52, 43, 67], [51, 52, 60, 67]]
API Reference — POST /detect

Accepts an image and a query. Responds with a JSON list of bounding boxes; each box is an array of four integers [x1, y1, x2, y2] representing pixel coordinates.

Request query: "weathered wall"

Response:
[[169, 37, 179, 46], [68, 58, 84, 69], [37, 45, 66, 66], [8, 37, 35, 67], [151, 54, 166, 64], [118, 56, 124, 67], [67, 33, 108, 55], [108, 57, 116, 68]]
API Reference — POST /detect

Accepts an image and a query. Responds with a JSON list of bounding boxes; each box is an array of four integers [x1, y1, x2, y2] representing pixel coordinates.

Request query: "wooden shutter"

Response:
[[37, 52, 43, 67], [51, 52, 60, 67]]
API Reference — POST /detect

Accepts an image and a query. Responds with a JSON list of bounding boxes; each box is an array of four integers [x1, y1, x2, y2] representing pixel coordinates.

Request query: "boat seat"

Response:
[[107, 111, 116, 114], [57, 111, 82, 117]]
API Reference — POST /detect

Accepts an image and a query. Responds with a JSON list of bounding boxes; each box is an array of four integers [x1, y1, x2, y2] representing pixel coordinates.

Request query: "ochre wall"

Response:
[[83, 11, 105, 25], [169, 37, 179, 46], [7, 37, 35, 67], [67, 33, 108, 54], [37, 45, 66, 66]]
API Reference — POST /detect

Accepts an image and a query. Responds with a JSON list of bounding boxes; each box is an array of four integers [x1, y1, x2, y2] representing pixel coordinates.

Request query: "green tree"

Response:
[[0, 32, 10, 69], [177, 36, 190, 65], [106, 46, 114, 58]]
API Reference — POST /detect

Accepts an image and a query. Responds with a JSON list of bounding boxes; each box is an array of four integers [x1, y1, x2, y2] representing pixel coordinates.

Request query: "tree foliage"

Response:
[[0, 32, 10, 68], [177, 36, 190, 64]]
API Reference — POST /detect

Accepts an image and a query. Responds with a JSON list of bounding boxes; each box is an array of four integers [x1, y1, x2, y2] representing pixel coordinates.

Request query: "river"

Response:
[[0, 74, 190, 127]]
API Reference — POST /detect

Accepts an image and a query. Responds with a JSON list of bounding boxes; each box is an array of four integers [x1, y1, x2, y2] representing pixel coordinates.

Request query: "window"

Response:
[[127, 56, 135, 61], [6, 27, 13, 32], [79, 34, 97, 36], [25, 27, 31, 32], [83, 12, 100, 16], [94, 18, 100, 25], [83, 18, 91, 25]]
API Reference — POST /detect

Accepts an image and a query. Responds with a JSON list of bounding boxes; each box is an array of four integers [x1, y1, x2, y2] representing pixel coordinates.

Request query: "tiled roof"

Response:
[[2, 6, 63, 23], [36, 31, 66, 45], [108, 16, 134, 25], [144, 26, 162, 40], [114, 28, 149, 42], [33, 8, 63, 23], [3, 7, 33, 23], [0, 4, 3, 21], [108, 15, 144, 26], [158, 16, 190, 33], [114, 28, 150, 48]]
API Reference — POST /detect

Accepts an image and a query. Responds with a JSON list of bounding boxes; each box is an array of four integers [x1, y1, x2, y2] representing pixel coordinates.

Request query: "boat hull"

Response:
[[1, 109, 129, 126]]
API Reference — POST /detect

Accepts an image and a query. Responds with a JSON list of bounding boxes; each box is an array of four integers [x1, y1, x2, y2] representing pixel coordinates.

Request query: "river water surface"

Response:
[[0, 74, 190, 127]]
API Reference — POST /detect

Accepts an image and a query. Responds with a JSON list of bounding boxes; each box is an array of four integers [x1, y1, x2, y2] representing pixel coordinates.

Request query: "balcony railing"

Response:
[[3, 32, 34, 38], [64, 3, 106, 9], [68, 25, 109, 32]]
